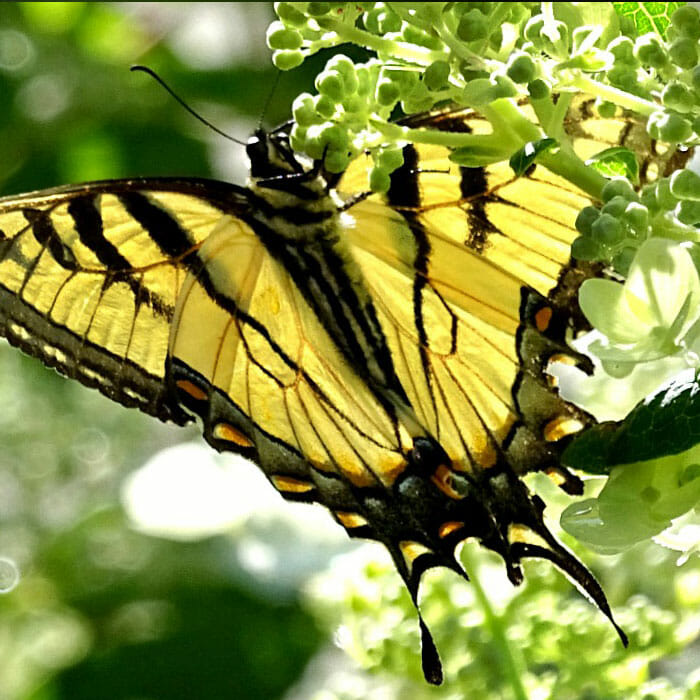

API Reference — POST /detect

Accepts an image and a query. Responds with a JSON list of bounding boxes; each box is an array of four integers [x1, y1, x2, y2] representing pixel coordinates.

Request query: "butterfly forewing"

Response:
[[168, 210, 411, 492]]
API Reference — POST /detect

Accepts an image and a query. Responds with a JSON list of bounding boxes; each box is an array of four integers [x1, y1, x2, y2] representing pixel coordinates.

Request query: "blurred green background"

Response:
[[0, 4, 352, 699], [1, 3, 700, 700]]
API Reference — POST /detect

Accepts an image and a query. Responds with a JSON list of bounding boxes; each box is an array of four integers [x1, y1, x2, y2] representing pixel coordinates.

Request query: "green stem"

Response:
[[479, 99, 542, 144], [568, 75, 659, 116], [373, 96, 606, 199], [462, 546, 529, 700], [371, 118, 520, 155], [547, 91, 573, 142], [315, 15, 444, 64], [539, 148, 607, 200]]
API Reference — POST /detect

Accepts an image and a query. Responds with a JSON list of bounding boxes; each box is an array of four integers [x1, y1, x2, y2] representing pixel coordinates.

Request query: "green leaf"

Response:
[[508, 138, 558, 176], [586, 146, 640, 183], [611, 2, 685, 39], [562, 422, 621, 474], [564, 369, 700, 473]]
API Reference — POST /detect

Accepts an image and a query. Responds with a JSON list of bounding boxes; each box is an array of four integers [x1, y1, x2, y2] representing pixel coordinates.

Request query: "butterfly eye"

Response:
[[246, 130, 270, 177]]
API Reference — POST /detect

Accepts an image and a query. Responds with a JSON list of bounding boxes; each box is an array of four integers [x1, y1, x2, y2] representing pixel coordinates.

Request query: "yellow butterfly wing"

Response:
[[0, 180, 240, 423], [0, 177, 412, 500], [0, 101, 666, 681]]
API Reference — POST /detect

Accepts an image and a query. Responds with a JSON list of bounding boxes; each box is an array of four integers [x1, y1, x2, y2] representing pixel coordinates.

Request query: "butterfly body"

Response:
[[0, 104, 640, 682]]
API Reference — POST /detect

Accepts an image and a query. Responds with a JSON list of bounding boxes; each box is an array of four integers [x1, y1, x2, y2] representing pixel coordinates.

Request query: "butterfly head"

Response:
[[245, 128, 331, 203], [247, 128, 299, 179]]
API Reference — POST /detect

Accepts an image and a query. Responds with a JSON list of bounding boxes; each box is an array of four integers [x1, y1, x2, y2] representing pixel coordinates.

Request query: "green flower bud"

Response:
[[313, 94, 336, 119], [289, 123, 307, 152], [292, 93, 318, 127], [692, 65, 700, 93], [677, 200, 700, 225], [327, 55, 358, 93], [595, 99, 616, 118], [524, 15, 545, 44], [316, 70, 345, 102], [369, 165, 391, 193], [527, 78, 550, 100], [640, 183, 658, 213], [662, 82, 695, 113], [575, 206, 600, 236], [607, 36, 636, 65], [401, 96, 435, 115], [355, 64, 372, 96], [424, 60, 451, 91], [492, 74, 518, 99], [402, 24, 442, 50], [324, 149, 351, 174], [267, 21, 301, 50], [634, 33, 668, 69], [607, 65, 640, 94], [602, 178, 637, 203], [319, 123, 349, 150], [571, 235, 601, 260], [669, 38, 698, 69], [307, 3, 330, 17], [622, 202, 649, 235], [655, 178, 678, 211], [377, 8, 401, 34], [457, 9, 488, 42], [507, 53, 536, 84], [276, 2, 308, 28], [305, 122, 348, 161], [377, 147, 404, 171], [273, 49, 305, 70], [648, 110, 693, 144], [602, 195, 631, 218], [376, 79, 400, 106], [671, 5, 700, 40], [670, 169, 700, 201], [612, 246, 637, 276], [592, 213, 624, 245], [343, 94, 364, 113]]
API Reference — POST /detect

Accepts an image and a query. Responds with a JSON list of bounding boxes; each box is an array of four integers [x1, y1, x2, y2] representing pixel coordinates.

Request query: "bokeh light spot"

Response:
[[0, 556, 20, 593], [0, 29, 34, 71]]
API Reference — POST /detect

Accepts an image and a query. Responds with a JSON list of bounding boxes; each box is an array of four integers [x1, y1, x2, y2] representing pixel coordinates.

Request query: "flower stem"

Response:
[[569, 75, 659, 116], [462, 546, 529, 700], [315, 16, 444, 64]]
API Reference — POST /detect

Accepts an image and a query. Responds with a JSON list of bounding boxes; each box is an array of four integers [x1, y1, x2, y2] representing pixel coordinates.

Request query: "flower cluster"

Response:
[[267, 2, 700, 557], [269, 3, 699, 194]]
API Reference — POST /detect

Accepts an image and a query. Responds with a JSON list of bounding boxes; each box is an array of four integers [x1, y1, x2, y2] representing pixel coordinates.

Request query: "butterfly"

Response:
[[0, 95, 672, 683]]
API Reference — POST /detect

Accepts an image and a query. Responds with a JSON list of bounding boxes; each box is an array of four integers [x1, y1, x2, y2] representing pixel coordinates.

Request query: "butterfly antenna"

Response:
[[258, 71, 282, 131], [130, 65, 246, 146]]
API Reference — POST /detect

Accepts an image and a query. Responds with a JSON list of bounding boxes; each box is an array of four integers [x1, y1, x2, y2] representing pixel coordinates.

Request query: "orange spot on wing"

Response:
[[335, 511, 369, 529], [438, 521, 464, 538], [212, 422, 254, 448], [399, 540, 432, 573], [271, 475, 315, 494], [535, 306, 553, 332], [431, 464, 463, 500], [176, 379, 207, 401], [543, 415, 585, 442]]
